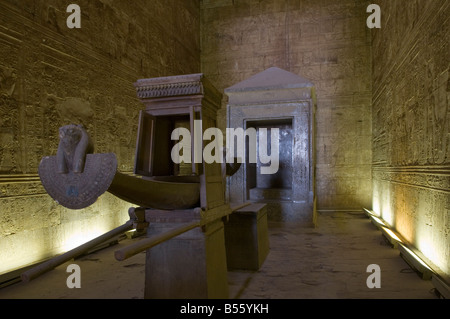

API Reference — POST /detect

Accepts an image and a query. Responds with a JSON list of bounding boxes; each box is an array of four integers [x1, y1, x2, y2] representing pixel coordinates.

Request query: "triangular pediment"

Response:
[[225, 67, 313, 93]]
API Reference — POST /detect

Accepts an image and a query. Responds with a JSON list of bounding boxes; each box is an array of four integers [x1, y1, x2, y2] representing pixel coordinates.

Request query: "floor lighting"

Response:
[[380, 226, 403, 248], [363, 208, 374, 217], [431, 274, 450, 299], [363, 208, 387, 229], [398, 243, 433, 280], [370, 215, 387, 229]]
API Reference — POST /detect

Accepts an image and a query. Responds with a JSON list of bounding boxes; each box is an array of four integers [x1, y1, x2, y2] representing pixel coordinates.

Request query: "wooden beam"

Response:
[[114, 221, 200, 261], [21, 221, 134, 282]]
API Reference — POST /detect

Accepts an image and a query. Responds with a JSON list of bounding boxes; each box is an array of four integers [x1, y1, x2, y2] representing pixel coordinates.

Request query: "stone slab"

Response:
[[144, 210, 229, 299], [224, 203, 269, 270]]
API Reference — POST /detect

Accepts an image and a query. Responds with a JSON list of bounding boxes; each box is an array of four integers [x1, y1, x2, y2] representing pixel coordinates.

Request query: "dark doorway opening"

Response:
[[245, 118, 293, 201]]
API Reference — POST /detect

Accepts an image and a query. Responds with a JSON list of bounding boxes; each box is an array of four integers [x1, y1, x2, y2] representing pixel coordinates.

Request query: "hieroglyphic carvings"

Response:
[[372, 167, 450, 194], [0, 94, 20, 173], [0, 0, 202, 274], [372, 0, 449, 274], [135, 80, 203, 99], [0, 175, 45, 199]]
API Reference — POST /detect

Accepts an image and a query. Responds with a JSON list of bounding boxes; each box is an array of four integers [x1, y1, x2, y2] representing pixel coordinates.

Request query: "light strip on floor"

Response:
[[370, 215, 387, 229], [380, 226, 402, 248], [363, 208, 375, 217], [362, 208, 388, 229], [398, 243, 433, 280], [431, 274, 450, 299], [362, 208, 450, 296]]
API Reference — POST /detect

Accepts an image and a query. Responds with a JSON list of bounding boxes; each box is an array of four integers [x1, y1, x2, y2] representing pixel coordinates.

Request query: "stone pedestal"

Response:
[[144, 209, 229, 299], [224, 203, 269, 270]]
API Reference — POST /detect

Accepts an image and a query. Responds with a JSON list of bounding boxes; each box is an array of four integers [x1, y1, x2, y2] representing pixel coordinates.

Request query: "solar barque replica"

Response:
[[21, 73, 270, 299]]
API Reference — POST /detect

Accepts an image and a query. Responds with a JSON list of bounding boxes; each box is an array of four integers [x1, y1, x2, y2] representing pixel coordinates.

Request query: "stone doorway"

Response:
[[225, 67, 316, 223], [246, 118, 293, 202]]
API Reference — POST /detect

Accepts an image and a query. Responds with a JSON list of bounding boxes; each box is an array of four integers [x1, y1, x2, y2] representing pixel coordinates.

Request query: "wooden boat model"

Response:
[[39, 152, 201, 210]]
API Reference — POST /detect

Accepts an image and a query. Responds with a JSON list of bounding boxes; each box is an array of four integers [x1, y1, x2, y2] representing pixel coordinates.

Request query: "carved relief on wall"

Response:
[[0, 0, 203, 275], [0, 96, 19, 174], [372, 0, 449, 274], [373, 168, 450, 194], [428, 71, 449, 165]]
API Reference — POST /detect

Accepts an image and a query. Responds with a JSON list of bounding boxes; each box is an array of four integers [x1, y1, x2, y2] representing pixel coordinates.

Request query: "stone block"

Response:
[[224, 204, 269, 270], [144, 212, 229, 299]]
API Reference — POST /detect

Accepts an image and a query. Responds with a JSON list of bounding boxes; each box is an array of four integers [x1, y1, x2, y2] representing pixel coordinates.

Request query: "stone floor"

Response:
[[0, 211, 437, 299]]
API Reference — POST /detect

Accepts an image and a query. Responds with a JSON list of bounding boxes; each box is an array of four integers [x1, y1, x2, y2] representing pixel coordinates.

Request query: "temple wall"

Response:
[[372, 0, 449, 275], [1, 0, 448, 280], [201, 0, 373, 210], [0, 0, 200, 274]]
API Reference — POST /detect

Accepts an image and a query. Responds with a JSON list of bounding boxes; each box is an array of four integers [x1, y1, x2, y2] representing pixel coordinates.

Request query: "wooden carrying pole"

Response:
[[21, 221, 134, 282], [114, 221, 200, 261], [114, 203, 250, 261]]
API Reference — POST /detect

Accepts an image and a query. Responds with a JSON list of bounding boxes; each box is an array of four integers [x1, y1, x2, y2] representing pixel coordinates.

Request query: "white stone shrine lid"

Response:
[[225, 67, 314, 93]]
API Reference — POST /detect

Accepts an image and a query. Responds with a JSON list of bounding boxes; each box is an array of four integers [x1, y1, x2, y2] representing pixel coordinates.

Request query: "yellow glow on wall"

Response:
[[60, 226, 109, 253], [381, 189, 393, 226], [371, 181, 449, 275], [372, 183, 380, 216], [0, 193, 131, 277], [417, 239, 441, 272], [0, 234, 51, 276]]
